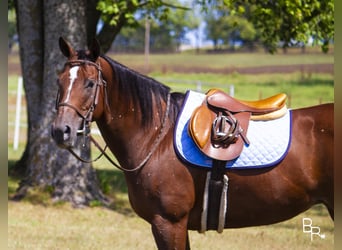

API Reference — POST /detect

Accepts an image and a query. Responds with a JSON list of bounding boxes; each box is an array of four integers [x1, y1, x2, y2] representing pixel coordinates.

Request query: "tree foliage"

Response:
[[204, 7, 257, 50], [113, 3, 199, 52], [96, 0, 190, 25], [222, 0, 334, 53], [94, 0, 192, 52]]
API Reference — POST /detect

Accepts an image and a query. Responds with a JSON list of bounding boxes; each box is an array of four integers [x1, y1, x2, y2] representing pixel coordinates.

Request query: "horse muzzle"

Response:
[[51, 115, 83, 149], [51, 123, 75, 148]]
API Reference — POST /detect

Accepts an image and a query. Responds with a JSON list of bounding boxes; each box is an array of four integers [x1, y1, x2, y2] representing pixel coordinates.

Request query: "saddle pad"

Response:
[[174, 90, 292, 169]]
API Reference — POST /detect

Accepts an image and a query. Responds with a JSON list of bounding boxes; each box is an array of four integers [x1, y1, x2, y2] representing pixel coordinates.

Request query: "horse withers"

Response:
[[51, 37, 334, 249]]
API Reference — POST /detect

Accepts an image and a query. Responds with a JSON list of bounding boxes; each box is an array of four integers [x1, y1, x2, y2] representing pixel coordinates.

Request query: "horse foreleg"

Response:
[[151, 214, 190, 250]]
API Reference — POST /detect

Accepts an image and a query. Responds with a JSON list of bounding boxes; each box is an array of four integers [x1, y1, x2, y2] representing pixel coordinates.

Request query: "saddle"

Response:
[[189, 89, 287, 161]]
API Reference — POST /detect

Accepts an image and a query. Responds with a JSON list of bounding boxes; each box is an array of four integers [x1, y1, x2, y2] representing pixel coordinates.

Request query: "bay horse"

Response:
[[51, 37, 334, 249]]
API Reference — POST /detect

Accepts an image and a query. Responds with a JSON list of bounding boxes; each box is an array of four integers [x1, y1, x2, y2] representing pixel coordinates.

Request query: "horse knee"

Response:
[[151, 214, 189, 249]]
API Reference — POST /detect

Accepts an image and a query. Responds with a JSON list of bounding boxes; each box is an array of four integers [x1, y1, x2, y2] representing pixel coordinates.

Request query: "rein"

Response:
[[56, 59, 172, 172]]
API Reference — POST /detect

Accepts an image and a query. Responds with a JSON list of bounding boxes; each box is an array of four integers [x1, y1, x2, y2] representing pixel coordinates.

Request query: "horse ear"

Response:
[[89, 38, 101, 60], [59, 37, 74, 58]]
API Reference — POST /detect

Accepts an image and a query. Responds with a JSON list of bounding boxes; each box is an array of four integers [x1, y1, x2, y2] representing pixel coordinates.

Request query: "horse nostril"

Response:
[[51, 124, 73, 147], [63, 125, 71, 141]]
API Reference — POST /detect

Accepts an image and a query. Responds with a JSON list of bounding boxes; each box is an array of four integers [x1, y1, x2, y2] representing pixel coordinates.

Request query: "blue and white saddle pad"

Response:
[[174, 90, 292, 169]]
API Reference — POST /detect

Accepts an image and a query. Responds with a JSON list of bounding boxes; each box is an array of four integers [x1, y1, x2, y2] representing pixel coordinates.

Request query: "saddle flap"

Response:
[[189, 105, 214, 149], [189, 103, 251, 161]]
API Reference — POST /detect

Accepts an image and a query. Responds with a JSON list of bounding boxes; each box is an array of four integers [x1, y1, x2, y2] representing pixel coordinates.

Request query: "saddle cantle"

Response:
[[189, 89, 287, 161]]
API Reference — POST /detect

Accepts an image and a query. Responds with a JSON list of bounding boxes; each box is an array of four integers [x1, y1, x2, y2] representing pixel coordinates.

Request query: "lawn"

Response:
[[8, 49, 334, 249]]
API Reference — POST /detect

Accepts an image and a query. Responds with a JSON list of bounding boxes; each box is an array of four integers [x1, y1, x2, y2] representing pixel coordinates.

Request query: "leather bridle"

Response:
[[55, 59, 111, 163], [55, 59, 171, 172], [56, 59, 105, 131]]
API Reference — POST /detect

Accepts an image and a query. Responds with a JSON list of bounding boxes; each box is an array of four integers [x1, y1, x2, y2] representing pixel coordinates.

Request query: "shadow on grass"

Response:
[[8, 160, 21, 197], [95, 168, 135, 216], [8, 159, 134, 216]]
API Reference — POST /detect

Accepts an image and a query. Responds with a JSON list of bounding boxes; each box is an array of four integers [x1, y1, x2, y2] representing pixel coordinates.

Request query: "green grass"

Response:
[[110, 51, 333, 70], [152, 72, 333, 108], [8, 147, 334, 250], [8, 165, 334, 249], [8, 138, 335, 249]]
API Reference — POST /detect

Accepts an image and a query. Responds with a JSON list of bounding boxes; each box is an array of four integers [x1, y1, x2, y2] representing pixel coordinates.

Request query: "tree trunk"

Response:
[[86, 0, 101, 46], [13, 0, 108, 207], [11, 0, 44, 177]]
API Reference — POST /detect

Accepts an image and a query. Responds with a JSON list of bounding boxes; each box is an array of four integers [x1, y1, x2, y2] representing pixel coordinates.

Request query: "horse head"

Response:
[[51, 37, 105, 148]]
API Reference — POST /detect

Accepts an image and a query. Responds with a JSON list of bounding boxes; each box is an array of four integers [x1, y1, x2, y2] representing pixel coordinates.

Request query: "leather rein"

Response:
[[56, 59, 171, 172]]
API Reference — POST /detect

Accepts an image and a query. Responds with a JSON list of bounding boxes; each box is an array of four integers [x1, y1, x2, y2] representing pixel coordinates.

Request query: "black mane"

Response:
[[100, 55, 183, 127]]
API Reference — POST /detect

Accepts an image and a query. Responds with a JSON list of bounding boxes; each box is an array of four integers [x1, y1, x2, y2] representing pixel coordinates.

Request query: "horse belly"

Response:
[[224, 188, 313, 228]]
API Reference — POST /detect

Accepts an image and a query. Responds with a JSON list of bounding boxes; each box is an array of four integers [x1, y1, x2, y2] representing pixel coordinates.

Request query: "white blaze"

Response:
[[64, 66, 80, 102]]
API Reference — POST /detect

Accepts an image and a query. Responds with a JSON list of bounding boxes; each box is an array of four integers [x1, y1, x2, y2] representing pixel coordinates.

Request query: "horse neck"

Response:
[[95, 57, 172, 169]]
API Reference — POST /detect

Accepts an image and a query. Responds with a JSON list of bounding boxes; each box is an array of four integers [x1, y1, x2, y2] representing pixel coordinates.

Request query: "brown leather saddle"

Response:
[[189, 89, 287, 161]]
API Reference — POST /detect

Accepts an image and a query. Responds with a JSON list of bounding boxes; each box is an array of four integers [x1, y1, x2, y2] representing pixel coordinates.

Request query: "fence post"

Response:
[[196, 81, 202, 92], [13, 76, 23, 150], [229, 84, 234, 97]]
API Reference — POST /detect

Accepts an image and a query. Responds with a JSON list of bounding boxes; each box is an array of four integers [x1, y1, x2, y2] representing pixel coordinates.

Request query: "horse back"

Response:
[[292, 103, 333, 138], [291, 103, 333, 189]]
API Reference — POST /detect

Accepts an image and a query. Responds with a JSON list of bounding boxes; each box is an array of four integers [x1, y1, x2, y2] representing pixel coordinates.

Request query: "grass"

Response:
[[8, 139, 335, 249], [8, 166, 334, 249], [8, 50, 334, 249], [109, 51, 334, 70], [152, 72, 333, 108], [8, 150, 334, 250]]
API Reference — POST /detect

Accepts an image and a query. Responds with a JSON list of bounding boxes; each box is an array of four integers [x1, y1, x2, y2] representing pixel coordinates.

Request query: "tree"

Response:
[[8, 9, 17, 52], [204, 11, 226, 50], [112, 6, 199, 53], [12, 0, 108, 206], [162, 4, 200, 52], [204, 6, 256, 50], [223, 0, 334, 53], [95, 0, 191, 52]]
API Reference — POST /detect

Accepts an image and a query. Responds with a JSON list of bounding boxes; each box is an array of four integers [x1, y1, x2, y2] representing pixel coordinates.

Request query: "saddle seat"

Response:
[[189, 89, 288, 161], [206, 89, 287, 120]]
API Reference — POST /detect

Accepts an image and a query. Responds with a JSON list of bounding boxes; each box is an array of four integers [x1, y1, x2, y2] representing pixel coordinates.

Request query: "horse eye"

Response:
[[86, 80, 95, 89]]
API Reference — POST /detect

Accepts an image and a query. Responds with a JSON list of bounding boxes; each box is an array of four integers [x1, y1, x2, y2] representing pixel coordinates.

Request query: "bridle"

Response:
[[55, 59, 171, 172], [56, 60, 104, 129]]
